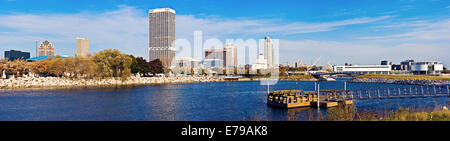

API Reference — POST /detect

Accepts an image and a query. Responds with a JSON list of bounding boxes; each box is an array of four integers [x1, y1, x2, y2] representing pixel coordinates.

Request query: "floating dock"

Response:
[[267, 89, 353, 109]]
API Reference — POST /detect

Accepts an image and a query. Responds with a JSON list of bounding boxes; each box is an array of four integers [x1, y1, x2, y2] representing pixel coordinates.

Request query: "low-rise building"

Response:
[[5, 50, 30, 61], [410, 61, 443, 75]]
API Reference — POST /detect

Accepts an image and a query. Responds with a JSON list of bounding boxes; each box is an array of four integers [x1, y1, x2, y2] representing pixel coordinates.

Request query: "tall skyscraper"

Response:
[[262, 36, 274, 68], [37, 40, 55, 57], [149, 8, 176, 68], [76, 37, 90, 58], [223, 43, 237, 68]]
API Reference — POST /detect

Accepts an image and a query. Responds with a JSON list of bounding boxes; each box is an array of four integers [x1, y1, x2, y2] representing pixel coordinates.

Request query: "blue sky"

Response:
[[0, 0, 449, 66]]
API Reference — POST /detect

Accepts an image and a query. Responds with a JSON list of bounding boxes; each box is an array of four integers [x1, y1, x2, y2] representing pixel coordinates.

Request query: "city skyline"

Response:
[[0, 0, 449, 66]]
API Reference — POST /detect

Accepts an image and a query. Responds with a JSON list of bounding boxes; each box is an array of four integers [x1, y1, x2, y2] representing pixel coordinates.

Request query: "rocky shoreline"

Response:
[[0, 76, 225, 90], [349, 78, 450, 85]]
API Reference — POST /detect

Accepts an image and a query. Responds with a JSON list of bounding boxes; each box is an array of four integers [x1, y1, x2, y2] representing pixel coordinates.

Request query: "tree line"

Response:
[[0, 49, 164, 79]]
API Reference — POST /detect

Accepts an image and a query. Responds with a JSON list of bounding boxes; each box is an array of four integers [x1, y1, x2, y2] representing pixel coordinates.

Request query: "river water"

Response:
[[0, 79, 448, 121]]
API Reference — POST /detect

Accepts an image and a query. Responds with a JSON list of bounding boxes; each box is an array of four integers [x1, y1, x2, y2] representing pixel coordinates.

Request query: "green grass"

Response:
[[356, 74, 450, 81], [324, 104, 450, 121], [244, 104, 450, 121], [279, 75, 316, 80]]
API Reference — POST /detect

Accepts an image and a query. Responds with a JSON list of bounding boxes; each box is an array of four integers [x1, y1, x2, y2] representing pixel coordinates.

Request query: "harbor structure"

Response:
[[76, 37, 90, 58], [333, 65, 392, 74], [37, 40, 55, 57], [4, 50, 30, 61], [149, 8, 176, 68]]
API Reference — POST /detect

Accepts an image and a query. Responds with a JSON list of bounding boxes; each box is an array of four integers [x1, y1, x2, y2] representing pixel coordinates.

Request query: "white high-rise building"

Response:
[[149, 8, 176, 68], [76, 37, 89, 58], [223, 43, 237, 68], [262, 36, 274, 68]]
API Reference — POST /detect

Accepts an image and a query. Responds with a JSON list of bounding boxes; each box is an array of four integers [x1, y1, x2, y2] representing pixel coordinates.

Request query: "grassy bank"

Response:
[[279, 75, 317, 80], [324, 104, 450, 121], [356, 74, 450, 81], [245, 104, 450, 121], [240, 75, 317, 81]]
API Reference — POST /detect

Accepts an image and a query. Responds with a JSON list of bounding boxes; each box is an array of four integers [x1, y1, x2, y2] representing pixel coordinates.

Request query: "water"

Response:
[[0, 79, 448, 121]]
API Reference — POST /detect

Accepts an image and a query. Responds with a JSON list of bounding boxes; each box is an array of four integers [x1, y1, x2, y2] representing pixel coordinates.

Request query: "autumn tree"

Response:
[[129, 55, 140, 74], [74, 56, 97, 78], [91, 49, 132, 78], [48, 56, 65, 77], [149, 59, 164, 75]]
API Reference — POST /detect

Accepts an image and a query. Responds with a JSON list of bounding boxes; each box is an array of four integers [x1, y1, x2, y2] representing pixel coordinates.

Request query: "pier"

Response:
[[267, 85, 450, 109]]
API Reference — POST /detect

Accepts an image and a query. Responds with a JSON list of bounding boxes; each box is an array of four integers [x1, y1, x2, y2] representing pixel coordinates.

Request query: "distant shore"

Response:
[[349, 78, 450, 85], [0, 76, 225, 90], [350, 74, 450, 85]]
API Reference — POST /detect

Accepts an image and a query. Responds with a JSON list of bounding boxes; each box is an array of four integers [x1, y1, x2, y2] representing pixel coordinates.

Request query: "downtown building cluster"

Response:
[[148, 8, 277, 75]]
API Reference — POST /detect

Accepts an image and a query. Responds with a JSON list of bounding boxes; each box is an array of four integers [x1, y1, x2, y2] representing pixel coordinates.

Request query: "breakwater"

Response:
[[0, 76, 224, 90], [349, 78, 450, 85]]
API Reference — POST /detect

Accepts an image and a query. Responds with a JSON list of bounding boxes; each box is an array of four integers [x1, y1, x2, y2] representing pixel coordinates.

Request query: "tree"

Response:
[[201, 69, 207, 75], [279, 67, 287, 76], [136, 57, 151, 75], [149, 59, 164, 75], [223, 68, 227, 75], [91, 49, 132, 78], [63, 57, 75, 77], [257, 69, 262, 76], [48, 56, 66, 77], [74, 56, 97, 78], [234, 67, 238, 75], [129, 55, 140, 74], [190, 68, 195, 75], [29, 59, 50, 76]]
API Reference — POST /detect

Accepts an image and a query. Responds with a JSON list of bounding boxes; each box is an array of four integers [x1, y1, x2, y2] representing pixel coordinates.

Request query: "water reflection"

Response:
[[0, 80, 447, 121]]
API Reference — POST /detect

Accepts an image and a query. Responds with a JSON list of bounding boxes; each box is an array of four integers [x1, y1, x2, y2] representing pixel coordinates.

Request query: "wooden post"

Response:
[[421, 86, 424, 96], [359, 90, 362, 99], [314, 82, 317, 91], [398, 88, 401, 97], [377, 89, 380, 98], [434, 85, 436, 95], [409, 87, 412, 96], [415, 87, 418, 96], [317, 84, 320, 110], [387, 88, 390, 99], [344, 81, 347, 91]]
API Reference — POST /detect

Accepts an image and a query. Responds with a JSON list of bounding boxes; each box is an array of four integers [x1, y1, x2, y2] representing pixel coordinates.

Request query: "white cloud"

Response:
[[2, 5, 444, 67], [359, 19, 450, 42], [279, 40, 449, 66]]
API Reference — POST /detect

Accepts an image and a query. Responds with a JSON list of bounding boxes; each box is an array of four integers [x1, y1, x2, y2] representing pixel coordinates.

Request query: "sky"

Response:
[[0, 0, 449, 66]]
